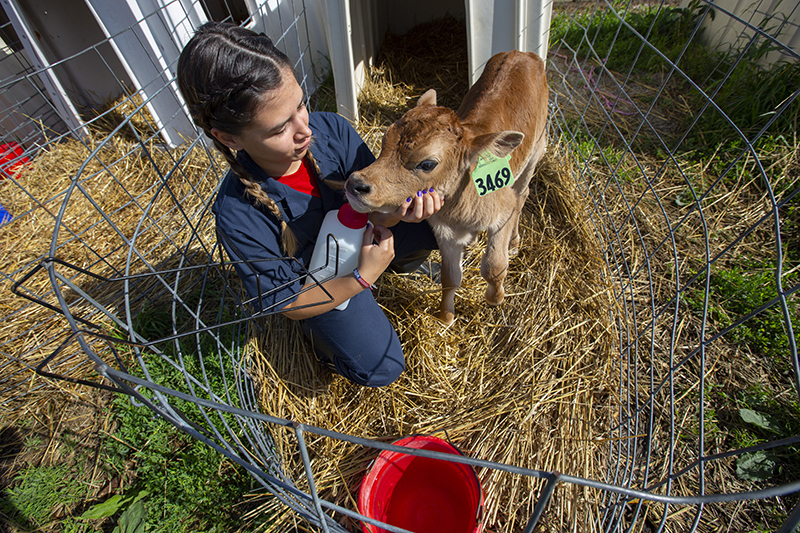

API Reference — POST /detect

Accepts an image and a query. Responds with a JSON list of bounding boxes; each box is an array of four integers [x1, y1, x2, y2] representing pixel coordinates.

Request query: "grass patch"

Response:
[[103, 391, 255, 533], [550, 1, 800, 153], [0, 292, 266, 533], [0, 463, 85, 529], [550, 0, 708, 74]]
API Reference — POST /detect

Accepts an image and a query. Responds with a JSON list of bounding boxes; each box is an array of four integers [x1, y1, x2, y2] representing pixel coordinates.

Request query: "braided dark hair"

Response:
[[177, 22, 299, 255]]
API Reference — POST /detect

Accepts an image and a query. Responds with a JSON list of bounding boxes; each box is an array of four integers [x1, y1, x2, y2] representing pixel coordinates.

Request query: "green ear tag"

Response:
[[471, 151, 514, 196]]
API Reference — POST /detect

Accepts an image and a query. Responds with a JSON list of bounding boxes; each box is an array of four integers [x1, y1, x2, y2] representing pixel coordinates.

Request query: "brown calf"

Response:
[[346, 51, 549, 324]]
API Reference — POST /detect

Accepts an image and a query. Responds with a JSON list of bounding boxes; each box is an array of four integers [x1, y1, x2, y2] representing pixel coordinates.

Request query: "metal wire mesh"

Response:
[[1, 0, 799, 531]]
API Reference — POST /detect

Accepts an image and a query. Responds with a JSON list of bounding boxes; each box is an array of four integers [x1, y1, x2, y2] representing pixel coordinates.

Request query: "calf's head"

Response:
[[345, 90, 524, 213]]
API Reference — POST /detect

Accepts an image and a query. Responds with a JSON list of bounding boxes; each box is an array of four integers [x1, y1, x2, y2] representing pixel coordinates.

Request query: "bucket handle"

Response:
[[441, 430, 485, 528]]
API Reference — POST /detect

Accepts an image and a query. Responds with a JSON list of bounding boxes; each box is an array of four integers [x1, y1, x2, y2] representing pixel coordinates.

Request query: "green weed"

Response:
[[731, 385, 800, 483], [0, 463, 85, 528]]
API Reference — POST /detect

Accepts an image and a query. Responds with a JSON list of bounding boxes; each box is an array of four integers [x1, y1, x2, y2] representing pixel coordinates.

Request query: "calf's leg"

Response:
[[509, 156, 536, 255], [438, 240, 464, 324], [482, 212, 518, 306]]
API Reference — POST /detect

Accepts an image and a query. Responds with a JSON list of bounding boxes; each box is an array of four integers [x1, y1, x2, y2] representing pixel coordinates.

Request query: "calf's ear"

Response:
[[469, 131, 524, 162], [416, 89, 437, 107]]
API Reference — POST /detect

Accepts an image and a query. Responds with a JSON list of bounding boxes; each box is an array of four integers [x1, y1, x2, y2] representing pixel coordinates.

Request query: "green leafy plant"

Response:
[[80, 488, 149, 521], [739, 408, 783, 434], [737, 450, 777, 481], [115, 499, 147, 533], [735, 408, 783, 481], [734, 403, 800, 483]]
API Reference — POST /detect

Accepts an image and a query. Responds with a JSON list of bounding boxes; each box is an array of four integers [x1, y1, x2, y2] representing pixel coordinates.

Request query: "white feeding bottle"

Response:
[[307, 202, 369, 310]]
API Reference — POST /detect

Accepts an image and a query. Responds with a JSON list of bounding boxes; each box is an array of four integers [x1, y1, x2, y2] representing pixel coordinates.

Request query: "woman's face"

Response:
[[214, 70, 312, 177]]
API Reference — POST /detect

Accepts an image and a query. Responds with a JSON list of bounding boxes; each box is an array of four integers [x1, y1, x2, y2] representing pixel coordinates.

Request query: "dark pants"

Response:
[[302, 220, 438, 387]]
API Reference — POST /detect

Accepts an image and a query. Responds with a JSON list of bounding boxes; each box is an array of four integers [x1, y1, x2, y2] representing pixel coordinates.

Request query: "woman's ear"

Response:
[[210, 128, 243, 150]]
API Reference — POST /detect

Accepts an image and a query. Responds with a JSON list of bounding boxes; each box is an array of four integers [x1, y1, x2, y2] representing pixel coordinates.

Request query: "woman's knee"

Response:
[[334, 349, 406, 388], [304, 291, 406, 387], [342, 355, 405, 387]]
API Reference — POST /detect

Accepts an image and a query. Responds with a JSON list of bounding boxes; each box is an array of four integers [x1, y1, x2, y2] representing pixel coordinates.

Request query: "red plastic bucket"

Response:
[[0, 142, 29, 179], [358, 435, 484, 533]]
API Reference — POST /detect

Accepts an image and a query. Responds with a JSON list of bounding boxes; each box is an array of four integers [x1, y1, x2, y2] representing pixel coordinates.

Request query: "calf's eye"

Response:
[[416, 160, 438, 172]]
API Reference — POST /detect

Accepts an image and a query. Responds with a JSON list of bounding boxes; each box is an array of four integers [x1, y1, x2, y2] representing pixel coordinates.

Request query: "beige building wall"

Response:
[[688, 0, 800, 65]]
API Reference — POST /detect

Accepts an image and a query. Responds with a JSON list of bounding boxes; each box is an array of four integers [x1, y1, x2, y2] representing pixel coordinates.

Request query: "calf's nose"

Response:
[[346, 173, 372, 197]]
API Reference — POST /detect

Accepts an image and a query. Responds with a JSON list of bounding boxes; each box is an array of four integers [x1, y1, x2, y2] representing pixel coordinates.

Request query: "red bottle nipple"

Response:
[[337, 202, 369, 229]]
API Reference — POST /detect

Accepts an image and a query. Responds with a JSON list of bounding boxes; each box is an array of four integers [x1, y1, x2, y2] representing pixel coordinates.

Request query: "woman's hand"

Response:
[[369, 188, 444, 228], [356, 224, 395, 284]]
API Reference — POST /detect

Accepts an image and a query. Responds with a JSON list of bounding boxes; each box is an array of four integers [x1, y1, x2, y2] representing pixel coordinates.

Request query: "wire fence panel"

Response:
[[1, 0, 798, 531], [547, 0, 800, 530]]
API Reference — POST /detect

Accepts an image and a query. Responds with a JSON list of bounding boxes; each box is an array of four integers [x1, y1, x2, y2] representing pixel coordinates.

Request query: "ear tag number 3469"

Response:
[[471, 152, 514, 196]]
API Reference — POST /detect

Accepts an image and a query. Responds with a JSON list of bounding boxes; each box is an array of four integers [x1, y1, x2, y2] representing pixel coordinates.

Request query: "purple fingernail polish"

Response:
[[422, 189, 428, 195], [429, 187, 435, 193], [406, 197, 412, 203], [417, 190, 423, 197]]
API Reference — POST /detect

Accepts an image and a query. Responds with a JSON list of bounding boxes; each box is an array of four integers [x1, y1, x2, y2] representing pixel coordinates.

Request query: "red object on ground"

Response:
[[0, 142, 29, 179], [358, 435, 484, 533]]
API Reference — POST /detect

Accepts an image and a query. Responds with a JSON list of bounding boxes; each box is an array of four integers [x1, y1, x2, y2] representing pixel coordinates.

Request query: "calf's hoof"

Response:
[[485, 285, 505, 307], [438, 309, 456, 325]]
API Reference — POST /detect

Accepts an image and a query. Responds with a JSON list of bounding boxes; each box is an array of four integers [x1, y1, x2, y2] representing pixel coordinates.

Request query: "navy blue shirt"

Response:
[[212, 112, 376, 312]]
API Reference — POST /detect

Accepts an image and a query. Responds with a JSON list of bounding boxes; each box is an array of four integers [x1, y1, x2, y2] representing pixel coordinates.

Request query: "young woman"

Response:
[[177, 22, 442, 387]]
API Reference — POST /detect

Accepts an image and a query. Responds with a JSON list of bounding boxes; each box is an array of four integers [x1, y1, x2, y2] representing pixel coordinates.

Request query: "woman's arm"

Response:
[[281, 224, 395, 320]]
